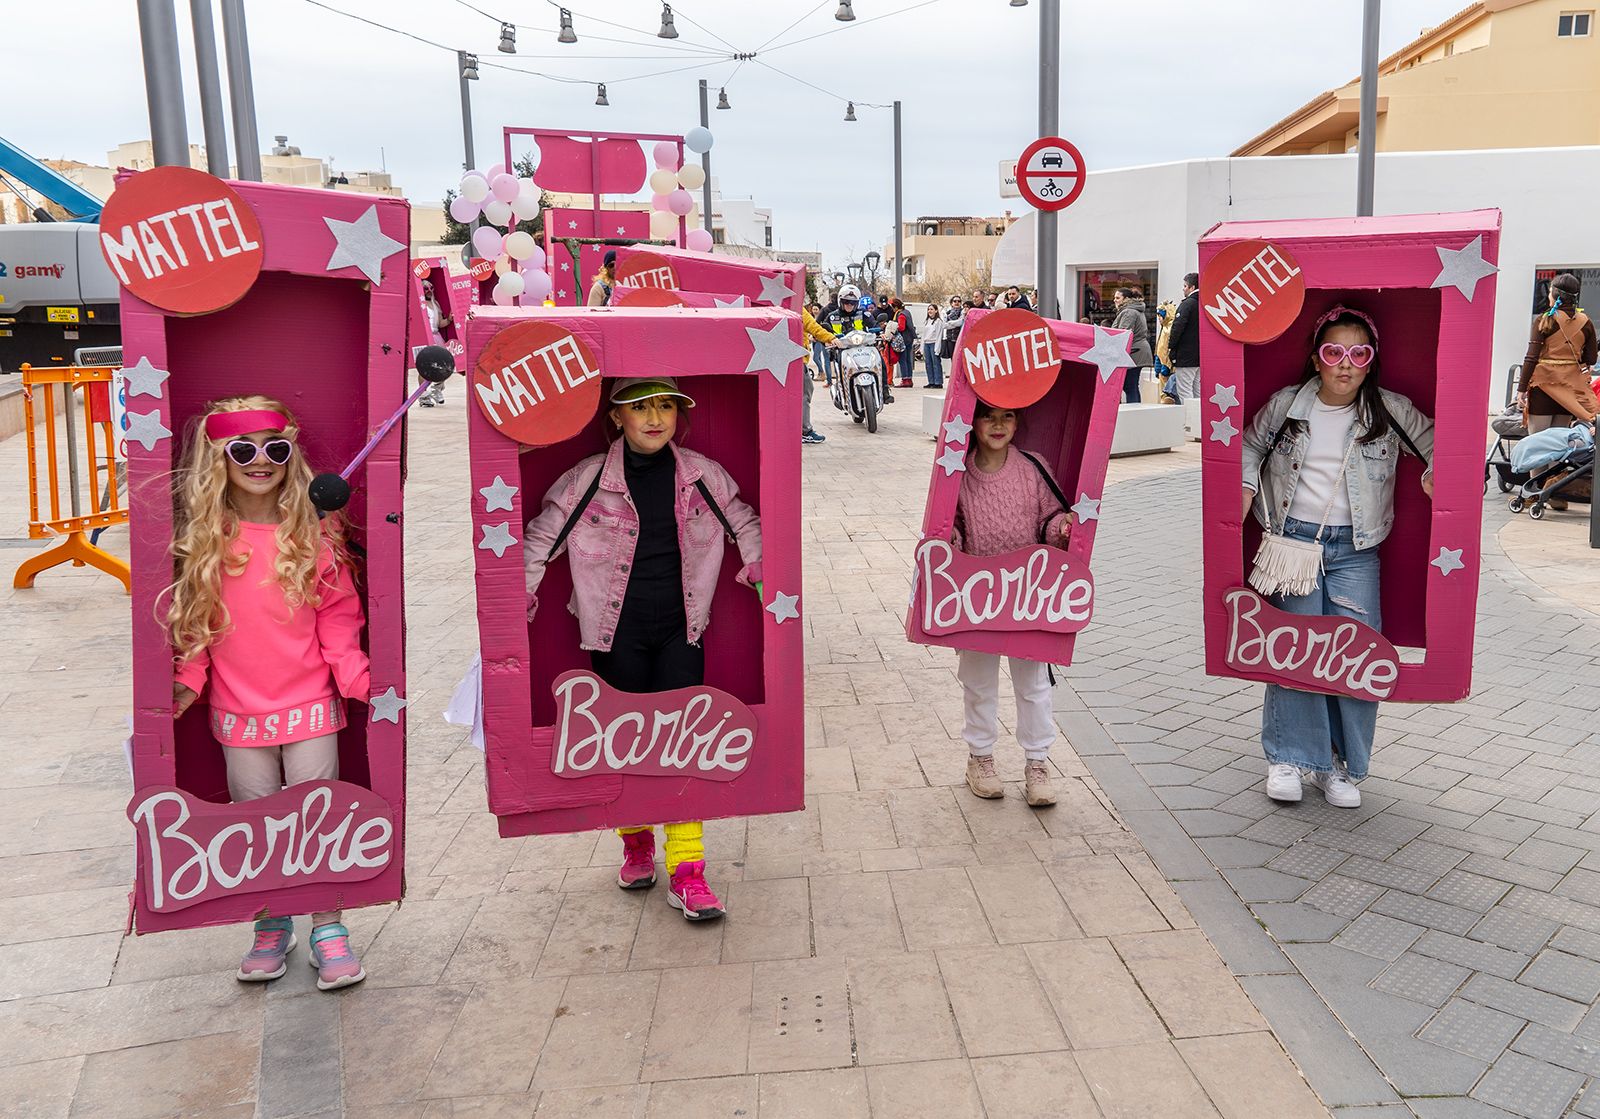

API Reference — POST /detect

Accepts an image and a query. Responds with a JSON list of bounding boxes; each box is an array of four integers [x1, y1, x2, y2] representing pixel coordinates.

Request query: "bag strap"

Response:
[[694, 478, 738, 543], [1311, 438, 1358, 542], [1390, 418, 1426, 464], [1018, 450, 1071, 513], [546, 467, 604, 562]]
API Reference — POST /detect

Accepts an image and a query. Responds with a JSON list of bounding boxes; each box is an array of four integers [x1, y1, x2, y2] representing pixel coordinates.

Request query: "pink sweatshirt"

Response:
[[174, 522, 370, 747], [953, 447, 1070, 558]]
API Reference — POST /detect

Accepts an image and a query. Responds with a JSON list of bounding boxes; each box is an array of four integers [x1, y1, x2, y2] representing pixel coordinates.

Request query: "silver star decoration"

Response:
[[557, 289, 568, 298], [121, 356, 169, 399], [1070, 494, 1101, 523], [567, 220, 578, 230], [942, 414, 973, 445], [324, 205, 406, 285], [479, 475, 518, 513], [765, 590, 800, 624], [559, 262, 570, 272], [124, 408, 172, 450], [1431, 235, 1497, 302], [754, 273, 792, 307], [744, 321, 807, 386], [1209, 384, 1240, 412], [935, 445, 967, 476], [713, 296, 748, 308], [369, 686, 408, 724], [1209, 416, 1240, 446], [1076, 326, 1136, 383], [1431, 546, 1466, 577], [615, 225, 626, 235], [478, 521, 517, 558]]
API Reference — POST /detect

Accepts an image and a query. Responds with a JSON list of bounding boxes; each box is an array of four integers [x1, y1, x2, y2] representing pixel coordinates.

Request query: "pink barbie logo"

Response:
[[550, 670, 756, 781], [1222, 587, 1400, 700], [127, 781, 394, 912], [916, 539, 1094, 636]]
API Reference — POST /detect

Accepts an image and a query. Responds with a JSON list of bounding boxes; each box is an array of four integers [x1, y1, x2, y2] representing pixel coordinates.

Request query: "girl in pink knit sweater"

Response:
[[166, 396, 371, 991], [952, 402, 1071, 807]]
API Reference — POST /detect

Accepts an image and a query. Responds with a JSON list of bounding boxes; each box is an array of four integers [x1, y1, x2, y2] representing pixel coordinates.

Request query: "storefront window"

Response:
[[1076, 267, 1160, 336], [1533, 266, 1600, 314]]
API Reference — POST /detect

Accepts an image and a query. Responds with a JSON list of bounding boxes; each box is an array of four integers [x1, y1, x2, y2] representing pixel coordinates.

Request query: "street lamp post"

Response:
[[219, 0, 262, 180], [863, 251, 881, 295], [1356, 0, 1381, 216], [893, 99, 903, 299], [135, 0, 190, 168], [188, 0, 230, 176], [1036, 0, 1061, 318], [697, 80, 714, 233]]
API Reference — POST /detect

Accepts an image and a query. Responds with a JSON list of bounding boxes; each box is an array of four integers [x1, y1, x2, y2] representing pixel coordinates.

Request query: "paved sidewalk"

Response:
[[0, 387, 1326, 1118]]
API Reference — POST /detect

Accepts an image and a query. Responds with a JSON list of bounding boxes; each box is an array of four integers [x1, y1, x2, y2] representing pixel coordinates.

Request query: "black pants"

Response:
[[590, 601, 703, 693]]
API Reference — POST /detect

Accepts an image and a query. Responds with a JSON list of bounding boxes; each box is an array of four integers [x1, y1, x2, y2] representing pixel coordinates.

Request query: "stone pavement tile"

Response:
[[1418, 998, 1527, 1063], [1046, 853, 1168, 936], [719, 877, 812, 964], [1157, 784, 1231, 811], [1501, 884, 1600, 933], [1331, 1106, 1414, 1118], [1301, 875, 1386, 919], [1470, 1050, 1584, 1119], [640, 963, 752, 1083], [1518, 948, 1600, 1003], [1079, 757, 1162, 814], [846, 952, 962, 1066], [535, 886, 645, 977], [431, 813, 525, 879], [1195, 836, 1283, 868], [755, 1068, 870, 1119], [1408, 1097, 1526, 1118], [1551, 925, 1600, 961], [744, 805, 822, 861], [0, 885, 131, 947], [965, 862, 1080, 944], [971, 837, 1042, 865], [850, 742, 928, 793], [532, 971, 659, 1091], [936, 944, 1067, 1057], [1038, 778, 1123, 839], [1337, 854, 1443, 894], [1555, 867, 1600, 907], [1458, 973, 1586, 1031], [1118, 851, 1198, 930], [363, 897, 483, 988], [1252, 901, 1352, 943], [888, 868, 992, 951], [1426, 870, 1513, 913], [0, 1055, 81, 1119], [1333, 913, 1426, 962], [1390, 839, 1470, 879], [1238, 972, 1397, 1108], [803, 747, 857, 794], [954, 788, 1050, 845], [1509, 838, 1587, 874], [0, 847, 127, 902], [417, 1095, 539, 1118], [746, 957, 852, 1074], [0, 931, 119, 1002], [1371, 951, 1471, 1008], [884, 786, 971, 848], [859, 847, 921, 872], [1414, 931, 1532, 980], [916, 844, 979, 868], [1459, 854, 1563, 892], [421, 977, 566, 1100], [1270, 842, 1352, 881], [1221, 866, 1314, 903], [1582, 1082, 1600, 1119], [1467, 907, 1559, 956], [864, 1059, 986, 1119], [530, 1084, 645, 1119], [643, 1075, 756, 1118], [1174, 1032, 1327, 1119], [69, 1029, 259, 1119], [1171, 809, 1254, 838], [1074, 1040, 1222, 1119], [817, 791, 897, 852], [970, 1052, 1101, 1119], [1024, 938, 1166, 1050], [1511, 1022, 1600, 1077], [440, 893, 562, 985], [1114, 928, 1267, 1038], [1172, 878, 1290, 975], [340, 984, 470, 1105], [627, 888, 726, 973], [258, 990, 339, 1118], [1368, 890, 1481, 936]]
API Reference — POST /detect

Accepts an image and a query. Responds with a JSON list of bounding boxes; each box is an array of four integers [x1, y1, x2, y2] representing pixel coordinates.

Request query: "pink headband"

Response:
[[1313, 305, 1380, 345], [204, 409, 288, 440]]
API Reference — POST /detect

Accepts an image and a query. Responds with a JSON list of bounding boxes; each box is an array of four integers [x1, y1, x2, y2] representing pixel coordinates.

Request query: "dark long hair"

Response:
[[1299, 309, 1392, 443]]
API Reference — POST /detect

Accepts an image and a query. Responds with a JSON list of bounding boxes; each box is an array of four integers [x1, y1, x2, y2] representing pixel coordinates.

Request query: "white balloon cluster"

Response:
[[650, 134, 715, 253], [452, 164, 552, 306]]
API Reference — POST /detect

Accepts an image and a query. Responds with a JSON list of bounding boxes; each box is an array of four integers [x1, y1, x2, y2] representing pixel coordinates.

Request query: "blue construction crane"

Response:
[[0, 136, 103, 222]]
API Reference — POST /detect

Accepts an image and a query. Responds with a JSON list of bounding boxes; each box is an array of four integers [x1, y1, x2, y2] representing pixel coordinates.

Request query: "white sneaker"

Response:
[[1265, 763, 1303, 803], [1306, 763, 1361, 808]]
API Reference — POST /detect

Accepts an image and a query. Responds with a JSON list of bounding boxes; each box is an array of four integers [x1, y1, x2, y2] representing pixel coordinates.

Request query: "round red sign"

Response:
[[97, 166, 264, 315], [468, 259, 497, 282], [413, 259, 431, 278], [1200, 239, 1307, 345], [614, 252, 680, 291], [473, 321, 603, 447], [1016, 137, 1087, 214], [615, 287, 686, 308], [958, 308, 1062, 409]]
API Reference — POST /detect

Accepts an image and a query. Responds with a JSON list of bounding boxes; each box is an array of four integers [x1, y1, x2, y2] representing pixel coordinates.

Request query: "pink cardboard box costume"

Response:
[[465, 304, 806, 837], [614, 245, 805, 312], [116, 172, 411, 932], [907, 309, 1128, 665], [409, 255, 474, 359], [1198, 210, 1501, 703]]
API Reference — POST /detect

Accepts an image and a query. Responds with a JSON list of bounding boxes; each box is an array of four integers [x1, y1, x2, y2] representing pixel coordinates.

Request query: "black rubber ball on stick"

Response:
[[416, 344, 455, 384], [309, 473, 352, 513]]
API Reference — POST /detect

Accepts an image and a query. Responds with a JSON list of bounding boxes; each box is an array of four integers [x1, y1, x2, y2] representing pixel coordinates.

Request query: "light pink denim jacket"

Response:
[[523, 439, 763, 652]]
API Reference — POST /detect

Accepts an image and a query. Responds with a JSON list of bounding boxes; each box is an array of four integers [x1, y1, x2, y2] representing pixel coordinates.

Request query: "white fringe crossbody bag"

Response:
[[1247, 432, 1356, 599]]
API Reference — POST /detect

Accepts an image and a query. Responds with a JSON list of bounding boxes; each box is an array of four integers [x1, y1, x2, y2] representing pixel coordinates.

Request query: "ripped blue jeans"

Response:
[[1260, 519, 1381, 781]]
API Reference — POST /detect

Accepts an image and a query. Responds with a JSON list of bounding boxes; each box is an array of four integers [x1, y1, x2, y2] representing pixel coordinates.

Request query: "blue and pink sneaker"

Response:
[[308, 923, 366, 991], [237, 917, 295, 982]]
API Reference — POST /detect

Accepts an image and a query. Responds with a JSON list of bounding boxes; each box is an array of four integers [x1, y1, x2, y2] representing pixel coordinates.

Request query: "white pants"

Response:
[[957, 650, 1056, 761], [222, 733, 341, 925], [1170, 366, 1201, 402]]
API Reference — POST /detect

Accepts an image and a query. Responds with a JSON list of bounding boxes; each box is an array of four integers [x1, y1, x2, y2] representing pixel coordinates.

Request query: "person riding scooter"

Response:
[[823, 285, 891, 404]]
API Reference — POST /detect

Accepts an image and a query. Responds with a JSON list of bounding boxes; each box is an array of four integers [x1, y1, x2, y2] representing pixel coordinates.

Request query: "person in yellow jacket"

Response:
[[801, 305, 834, 445]]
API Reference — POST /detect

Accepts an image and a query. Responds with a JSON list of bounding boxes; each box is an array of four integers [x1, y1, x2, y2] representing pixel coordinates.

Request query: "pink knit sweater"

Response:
[[953, 448, 1070, 557]]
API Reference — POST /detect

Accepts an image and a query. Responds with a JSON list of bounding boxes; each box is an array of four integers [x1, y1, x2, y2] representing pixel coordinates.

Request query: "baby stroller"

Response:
[[1508, 423, 1594, 520], [1485, 402, 1528, 494]]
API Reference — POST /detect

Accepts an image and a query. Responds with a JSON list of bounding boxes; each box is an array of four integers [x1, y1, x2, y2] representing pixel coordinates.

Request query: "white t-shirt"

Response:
[[1287, 396, 1357, 526]]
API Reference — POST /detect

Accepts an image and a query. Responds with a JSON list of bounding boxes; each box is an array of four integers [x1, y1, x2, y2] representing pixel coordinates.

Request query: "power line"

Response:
[[534, 0, 733, 56], [671, 2, 749, 53], [763, 0, 951, 55], [754, 0, 831, 54], [753, 57, 889, 109]]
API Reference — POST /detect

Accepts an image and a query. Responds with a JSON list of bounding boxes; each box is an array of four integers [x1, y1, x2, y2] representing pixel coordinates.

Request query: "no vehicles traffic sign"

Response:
[[1016, 137, 1086, 213]]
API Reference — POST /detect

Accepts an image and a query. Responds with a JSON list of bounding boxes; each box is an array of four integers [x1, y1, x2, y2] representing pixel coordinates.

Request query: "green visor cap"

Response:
[[609, 377, 696, 408]]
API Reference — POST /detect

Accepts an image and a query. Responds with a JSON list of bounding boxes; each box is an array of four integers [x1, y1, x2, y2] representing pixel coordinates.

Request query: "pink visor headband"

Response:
[[1313, 305, 1380, 345], [204, 409, 288, 440]]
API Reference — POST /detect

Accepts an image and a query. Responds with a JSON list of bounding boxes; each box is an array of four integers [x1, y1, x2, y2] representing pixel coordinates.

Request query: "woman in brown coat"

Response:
[[1519, 273, 1598, 433]]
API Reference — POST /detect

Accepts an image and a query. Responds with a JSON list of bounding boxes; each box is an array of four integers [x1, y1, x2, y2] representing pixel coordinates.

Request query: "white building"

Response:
[[708, 177, 773, 253], [994, 146, 1600, 402]]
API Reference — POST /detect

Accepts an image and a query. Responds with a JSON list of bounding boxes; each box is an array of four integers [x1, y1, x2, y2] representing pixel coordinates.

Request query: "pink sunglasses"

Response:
[[1318, 342, 1375, 369]]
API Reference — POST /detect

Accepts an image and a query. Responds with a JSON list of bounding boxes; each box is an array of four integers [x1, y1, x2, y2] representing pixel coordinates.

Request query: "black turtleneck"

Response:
[[621, 443, 683, 619]]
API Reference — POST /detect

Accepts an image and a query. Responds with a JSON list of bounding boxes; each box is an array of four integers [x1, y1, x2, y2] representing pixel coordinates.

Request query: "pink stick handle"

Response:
[[340, 381, 432, 481]]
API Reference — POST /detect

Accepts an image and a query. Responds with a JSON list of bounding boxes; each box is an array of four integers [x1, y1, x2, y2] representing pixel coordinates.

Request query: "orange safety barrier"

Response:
[[13, 364, 130, 593]]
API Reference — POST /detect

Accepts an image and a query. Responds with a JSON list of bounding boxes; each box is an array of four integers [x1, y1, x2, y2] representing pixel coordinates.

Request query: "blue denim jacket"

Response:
[[1241, 381, 1435, 551]]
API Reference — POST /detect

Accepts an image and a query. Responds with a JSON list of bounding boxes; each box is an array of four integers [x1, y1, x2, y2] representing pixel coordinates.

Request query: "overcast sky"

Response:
[[14, 0, 1454, 268]]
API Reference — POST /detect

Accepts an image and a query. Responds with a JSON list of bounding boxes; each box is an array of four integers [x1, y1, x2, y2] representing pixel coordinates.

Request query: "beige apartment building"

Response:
[[1234, 0, 1600, 156], [883, 214, 1018, 286]]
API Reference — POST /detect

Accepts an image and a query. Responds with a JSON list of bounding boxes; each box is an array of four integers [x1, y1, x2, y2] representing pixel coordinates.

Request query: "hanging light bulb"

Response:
[[460, 52, 480, 80], [844, 101, 857, 122], [557, 8, 577, 43], [658, 3, 679, 38], [1010, 0, 1028, 6], [498, 22, 516, 53], [595, 82, 609, 106], [716, 87, 731, 110], [835, 1, 855, 20]]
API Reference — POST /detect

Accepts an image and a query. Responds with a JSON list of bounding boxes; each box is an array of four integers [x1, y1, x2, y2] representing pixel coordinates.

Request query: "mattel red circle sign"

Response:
[[1200, 240, 1306, 345], [614, 252, 679, 291], [473, 321, 603, 447], [97, 167, 264, 315], [615, 287, 686, 308], [959, 309, 1062, 408]]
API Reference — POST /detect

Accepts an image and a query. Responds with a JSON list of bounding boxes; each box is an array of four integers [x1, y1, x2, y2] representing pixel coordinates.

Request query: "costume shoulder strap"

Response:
[[1018, 451, 1070, 513], [547, 466, 604, 562]]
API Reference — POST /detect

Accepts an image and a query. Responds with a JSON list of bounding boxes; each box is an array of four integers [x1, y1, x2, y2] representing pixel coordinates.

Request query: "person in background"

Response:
[[1166, 273, 1203, 404], [807, 302, 829, 384], [1520, 272, 1598, 434], [1000, 286, 1033, 312], [417, 279, 453, 407], [800, 305, 833, 445], [942, 295, 966, 365], [586, 250, 616, 307], [1153, 301, 1175, 402], [971, 289, 990, 310], [921, 304, 947, 388], [887, 297, 915, 389], [1111, 287, 1154, 404]]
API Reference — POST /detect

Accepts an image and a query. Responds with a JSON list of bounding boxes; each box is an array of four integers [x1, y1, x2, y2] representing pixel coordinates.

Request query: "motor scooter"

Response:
[[829, 328, 884, 433]]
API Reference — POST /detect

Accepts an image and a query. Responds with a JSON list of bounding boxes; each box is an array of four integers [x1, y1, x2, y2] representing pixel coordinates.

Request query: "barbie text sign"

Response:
[[1221, 588, 1400, 700], [551, 671, 756, 781], [916, 541, 1094, 636]]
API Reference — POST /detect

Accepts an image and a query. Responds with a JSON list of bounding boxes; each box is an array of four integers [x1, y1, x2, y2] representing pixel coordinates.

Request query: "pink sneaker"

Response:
[[237, 917, 295, 982], [667, 860, 725, 922], [618, 830, 658, 890], [307, 923, 366, 990]]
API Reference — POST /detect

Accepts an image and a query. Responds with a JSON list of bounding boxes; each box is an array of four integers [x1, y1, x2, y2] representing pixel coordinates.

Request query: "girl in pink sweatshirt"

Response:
[[167, 396, 371, 990], [951, 401, 1072, 808]]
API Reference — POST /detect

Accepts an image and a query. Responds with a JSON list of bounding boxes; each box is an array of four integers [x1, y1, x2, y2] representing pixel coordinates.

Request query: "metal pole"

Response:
[[1036, 0, 1061, 318], [458, 53, 476, 170], [189, 0, 231, 176], [1356, 0, 1381, 216], [135, 0, 190, 167], [893, 100, 904, 299], [698, 80, 714, 233], [219, 0, 262, 180]]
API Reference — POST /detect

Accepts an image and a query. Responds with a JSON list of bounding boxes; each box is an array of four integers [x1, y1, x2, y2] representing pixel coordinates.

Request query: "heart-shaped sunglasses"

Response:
[[225, 438, 295, 467], [1318, 342, 1375, 369]]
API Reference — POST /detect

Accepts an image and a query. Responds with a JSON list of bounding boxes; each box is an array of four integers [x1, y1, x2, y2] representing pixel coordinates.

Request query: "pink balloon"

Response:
[[667, 188, 694, 216], [491, 283, 514, 306], [449, 194, 480, 224], [471, 226, 504, 259], [652, 141, 679, 170], [490, 173, 520, 203], [522, 269, 553, 302], [685, 227, 714, 253], [486, 163, 506, 179], [651, 192, 672, 211], [520, 245, 547, 272]]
